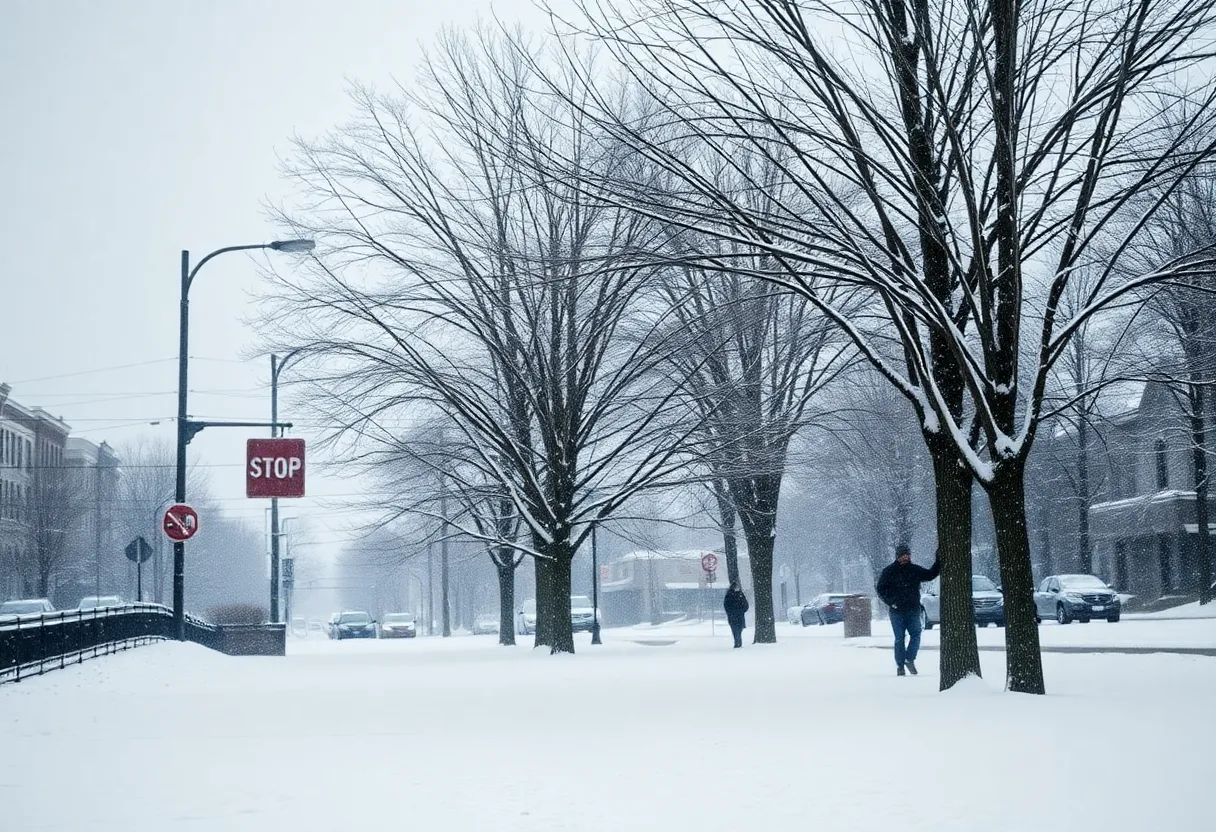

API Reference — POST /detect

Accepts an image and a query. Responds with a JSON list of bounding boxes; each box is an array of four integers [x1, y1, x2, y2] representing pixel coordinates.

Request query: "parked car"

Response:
[[307, 619, 325, 633], [379, 612, 417, 639], [801, 593, 850, 626], [329, 611, 378, 640], [570, 595, 598, 633], [516, 597, 599, 634], [1034, 574, 1121, 624], [0, 598, 55, 621], [516, 599, 537, 635], [472, 615, 500, 635], [78, 595, 124, 610], [290, 617, 308, 637], [920, 575, 1005, 629]]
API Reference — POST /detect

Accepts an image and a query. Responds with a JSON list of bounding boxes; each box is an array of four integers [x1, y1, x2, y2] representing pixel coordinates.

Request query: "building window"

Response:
[[1155, 439, 1169, 490]]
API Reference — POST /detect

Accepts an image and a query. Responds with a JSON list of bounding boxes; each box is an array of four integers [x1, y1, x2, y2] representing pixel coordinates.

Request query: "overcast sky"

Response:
[[0, 0, 547, 559]]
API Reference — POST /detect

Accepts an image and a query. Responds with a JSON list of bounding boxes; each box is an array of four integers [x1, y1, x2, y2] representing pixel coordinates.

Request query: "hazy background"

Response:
[[0, 0, 545, 574]]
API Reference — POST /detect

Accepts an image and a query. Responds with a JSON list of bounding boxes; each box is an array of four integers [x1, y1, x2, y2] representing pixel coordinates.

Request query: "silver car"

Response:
[[1034, 574, 1121, 624], [920, 576, 1005, 628]]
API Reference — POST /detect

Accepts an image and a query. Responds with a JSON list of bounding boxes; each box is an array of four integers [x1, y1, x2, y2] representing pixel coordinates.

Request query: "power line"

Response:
[[8, 355, 259, 386]]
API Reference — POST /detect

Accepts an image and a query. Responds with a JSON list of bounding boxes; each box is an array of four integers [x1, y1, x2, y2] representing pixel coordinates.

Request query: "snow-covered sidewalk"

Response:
[[1, 632, 1212, 831]]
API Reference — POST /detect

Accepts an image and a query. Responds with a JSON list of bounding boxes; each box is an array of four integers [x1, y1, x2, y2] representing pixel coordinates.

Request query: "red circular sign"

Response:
[[162, 504, 200, 542], [701, 553, 719, 573]]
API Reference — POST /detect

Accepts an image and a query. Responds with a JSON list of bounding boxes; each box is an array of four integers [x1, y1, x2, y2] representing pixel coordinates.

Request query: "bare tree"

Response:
[[113, 438, 179, 603], [561, 0, 1216, 692], [656, 216, 853, 642], [1118, 152, 1216, 602], [264, 29, 703, 653], [25, 465, 82, 600]]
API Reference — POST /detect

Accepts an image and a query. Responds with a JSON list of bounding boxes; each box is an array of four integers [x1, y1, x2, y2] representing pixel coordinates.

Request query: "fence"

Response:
[[0, 604, 276, 685]]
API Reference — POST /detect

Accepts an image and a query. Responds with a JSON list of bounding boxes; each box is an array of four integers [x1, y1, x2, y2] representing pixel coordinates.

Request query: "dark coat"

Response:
[[875, 558, 941, 611], [723, 587, 749, 626]]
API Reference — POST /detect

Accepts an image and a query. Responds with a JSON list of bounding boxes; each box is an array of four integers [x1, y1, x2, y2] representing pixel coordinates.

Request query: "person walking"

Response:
[[875, 543, 940, 676], [723, 581, 749, 648]]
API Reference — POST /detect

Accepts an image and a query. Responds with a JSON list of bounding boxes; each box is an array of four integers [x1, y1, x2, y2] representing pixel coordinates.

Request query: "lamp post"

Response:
[[591, 519, 602, 645], [173, 239, 314, 639], [269, 348, 304, 623]]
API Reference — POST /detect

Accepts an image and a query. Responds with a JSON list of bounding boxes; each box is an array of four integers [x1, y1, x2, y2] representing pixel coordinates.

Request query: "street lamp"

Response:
[[173, 239, 314, 640], [591, 519, 602, 645], [268, 348, 305, 623]]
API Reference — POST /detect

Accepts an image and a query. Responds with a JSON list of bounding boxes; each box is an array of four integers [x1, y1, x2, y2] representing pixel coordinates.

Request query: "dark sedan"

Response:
[[801, 593, 850, 626], [330, 611, 378, 640], [1034, 574, 1121, 624]]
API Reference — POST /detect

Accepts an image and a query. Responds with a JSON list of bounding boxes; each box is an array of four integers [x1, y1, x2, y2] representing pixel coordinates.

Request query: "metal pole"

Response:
[[591, 521, 602, 644], [440, 479, 451, 637], [137, 558, 142, 603], [173, 250, 190, 640], [427, 539, 434, 635], [94, 465, 101, 600], [269, 353, 281, 623]]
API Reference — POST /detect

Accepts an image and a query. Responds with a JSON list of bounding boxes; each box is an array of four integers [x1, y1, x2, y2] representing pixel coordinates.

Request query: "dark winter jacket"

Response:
[[723, 588, 749, 625], [875, 558, 941, 612]]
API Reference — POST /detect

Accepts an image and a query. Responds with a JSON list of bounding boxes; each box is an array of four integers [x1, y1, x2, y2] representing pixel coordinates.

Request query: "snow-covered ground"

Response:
[[2, 622, 1213, 832], [1128, 599, 1216, 620]]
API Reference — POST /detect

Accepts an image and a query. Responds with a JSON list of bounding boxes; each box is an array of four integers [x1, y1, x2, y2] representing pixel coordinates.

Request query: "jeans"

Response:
[[728, 619, 744, 648], [889, 608, 923, 667]]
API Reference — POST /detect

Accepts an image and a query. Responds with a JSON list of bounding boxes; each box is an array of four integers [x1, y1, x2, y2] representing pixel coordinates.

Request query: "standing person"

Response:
[[723, 581, 749, 648], [875, 544, 940, 676]]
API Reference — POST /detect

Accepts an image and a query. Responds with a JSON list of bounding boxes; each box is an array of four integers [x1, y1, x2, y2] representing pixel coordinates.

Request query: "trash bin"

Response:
[[842, 595, 872, 638]]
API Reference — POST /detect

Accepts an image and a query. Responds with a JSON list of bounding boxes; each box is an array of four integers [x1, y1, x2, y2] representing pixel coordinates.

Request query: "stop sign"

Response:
[[246, 438, 306, 498]]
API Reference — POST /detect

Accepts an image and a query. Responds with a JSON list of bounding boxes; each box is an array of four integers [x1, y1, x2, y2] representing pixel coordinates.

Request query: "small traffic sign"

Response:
[[162, 504, 200, 542], [700, 553, 719, 574], [247, 438, 306, 498], [124, 536, 153, 563]]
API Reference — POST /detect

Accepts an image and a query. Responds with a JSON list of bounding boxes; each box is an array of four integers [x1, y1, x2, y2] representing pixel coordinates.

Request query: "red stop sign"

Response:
[[246, 438, 306, 498]]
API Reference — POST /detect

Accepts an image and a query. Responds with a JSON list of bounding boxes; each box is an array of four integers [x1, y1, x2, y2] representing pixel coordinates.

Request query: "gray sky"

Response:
[[0, 0, 545, 558]]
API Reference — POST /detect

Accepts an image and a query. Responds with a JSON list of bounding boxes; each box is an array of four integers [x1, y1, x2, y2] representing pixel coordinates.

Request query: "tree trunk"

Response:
[[497, 557, 517, 646], [987, 458, 1046, 694], [714, 480, 741, 586], [533, 555, 555, 648], [545, 552, 575, 654], [930, 442, 982, 690], [1077, 418, 1092, 574], [746, 531, 776, 643], [1189, 375, 1211, 604]]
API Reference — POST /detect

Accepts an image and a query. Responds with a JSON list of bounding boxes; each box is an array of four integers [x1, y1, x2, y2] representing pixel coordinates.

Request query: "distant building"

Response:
[[0, 383, 72, 601], [1031, 377, 1216, 600], [599, 549, 752, 626], [64, 438, 122, 601]]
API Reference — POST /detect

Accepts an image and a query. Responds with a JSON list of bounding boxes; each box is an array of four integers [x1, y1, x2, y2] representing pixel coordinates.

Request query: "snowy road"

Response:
[[1, 620, 1213, 832]]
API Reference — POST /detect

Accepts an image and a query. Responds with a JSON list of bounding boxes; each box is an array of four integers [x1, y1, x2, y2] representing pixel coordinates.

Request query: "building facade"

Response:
[[0, 383, 97, 604], [1030, 379, 1215, 600], [64, 438, 122, 602], [599, 549, 753, 626]]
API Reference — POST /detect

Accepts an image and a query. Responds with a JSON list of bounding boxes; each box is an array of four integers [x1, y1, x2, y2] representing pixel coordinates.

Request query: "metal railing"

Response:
[[0, 603, 222, 685]]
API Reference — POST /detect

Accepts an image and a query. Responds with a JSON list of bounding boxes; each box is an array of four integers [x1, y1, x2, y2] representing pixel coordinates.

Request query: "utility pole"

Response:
[[94, 463, 102, 600], [427, 538, 434, 635], [440, 475, 451, 637]]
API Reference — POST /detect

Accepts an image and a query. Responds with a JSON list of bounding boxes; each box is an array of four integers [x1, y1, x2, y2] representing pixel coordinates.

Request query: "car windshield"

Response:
[[972, 576, 998, 592], [339, 612, 370, 623], [826, 595, 849, 603], [384, 613, 414, 623], [570, 596, 592, 608], [1, 601, 47, 614], [1059, 575, 1109, 590]]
